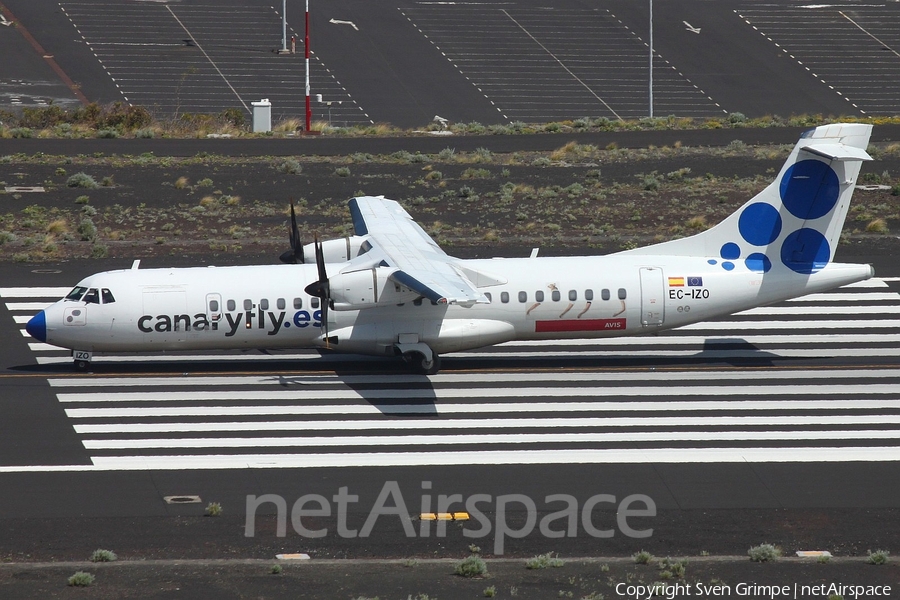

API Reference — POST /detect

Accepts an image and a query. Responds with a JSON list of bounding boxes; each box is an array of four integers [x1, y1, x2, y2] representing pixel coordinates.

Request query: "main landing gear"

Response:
[[396, 342, 441, 375]]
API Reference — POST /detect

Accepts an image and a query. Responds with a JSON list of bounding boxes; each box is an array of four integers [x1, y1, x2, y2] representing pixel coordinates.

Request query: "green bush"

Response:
[[9, 127, 33, 138], [748, 543, 782, 562], [91, 548, 117, 562], [67, 172, 100, 189], [866, 550, 889, 565], [67, 571, 95, 587], [205, 501, 223, 516], [525, 552, 564, 569], [633, 550, 653, 564], [455, 555, 487, 577], [276, 159, 302, 175]]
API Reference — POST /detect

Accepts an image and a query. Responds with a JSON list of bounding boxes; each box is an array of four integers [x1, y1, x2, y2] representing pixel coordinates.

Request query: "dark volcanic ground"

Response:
[[2, 139, 899, 264]]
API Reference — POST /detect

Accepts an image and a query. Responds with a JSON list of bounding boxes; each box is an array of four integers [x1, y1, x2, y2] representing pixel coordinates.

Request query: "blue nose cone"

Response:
[[26, 310, 47, 343]]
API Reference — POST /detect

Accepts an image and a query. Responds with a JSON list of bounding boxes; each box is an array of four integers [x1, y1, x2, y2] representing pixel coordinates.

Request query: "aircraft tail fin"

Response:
[[618, 123, 873, 275]]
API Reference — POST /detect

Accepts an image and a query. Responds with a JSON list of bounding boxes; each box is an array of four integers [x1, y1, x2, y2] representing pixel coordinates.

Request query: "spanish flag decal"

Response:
[[667, 277, 685, 287]]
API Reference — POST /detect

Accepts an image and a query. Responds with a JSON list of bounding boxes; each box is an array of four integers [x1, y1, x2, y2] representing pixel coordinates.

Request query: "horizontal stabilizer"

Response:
[[801, 143, 872, 162]]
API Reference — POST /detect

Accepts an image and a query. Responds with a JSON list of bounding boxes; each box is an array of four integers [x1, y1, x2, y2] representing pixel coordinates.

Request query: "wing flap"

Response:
[[348, 196, 489, 306]]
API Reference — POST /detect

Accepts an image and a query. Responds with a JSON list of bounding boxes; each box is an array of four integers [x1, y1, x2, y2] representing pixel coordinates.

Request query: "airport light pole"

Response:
[[649, 0, 653, 118], [305, 0, 311, 131], [281, 0, 288, 53]]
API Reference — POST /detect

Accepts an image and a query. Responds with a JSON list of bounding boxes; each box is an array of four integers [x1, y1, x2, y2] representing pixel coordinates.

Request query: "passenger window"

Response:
[[551, 290, 561, 302], [101, 289, 115, 304], [227, 299, 236, 311], [260, 299, 269, 311], [518, 291, 527, 303], [277, 298, 286, 310], [83, 288, 100, 304], [209, 299, 219, 312], [601, 289, 610, 301], [535, 290, 544, 302], [311, 297, 320, 309], [484, 292, 492, 303], [618, 288, 627, 300], [293, 298, 302, 309], [585, 289, 594, 301], [65, 286, 87, 301], [243, 299, 253, 311], [568, 290, 577, 301], [500, 291, 509, 303]]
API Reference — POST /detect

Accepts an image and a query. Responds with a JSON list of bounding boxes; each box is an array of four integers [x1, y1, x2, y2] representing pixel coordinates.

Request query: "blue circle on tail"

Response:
[[738, 202, 782, 246], [780, 228, 830, 274], [779, 160, 840, 220]]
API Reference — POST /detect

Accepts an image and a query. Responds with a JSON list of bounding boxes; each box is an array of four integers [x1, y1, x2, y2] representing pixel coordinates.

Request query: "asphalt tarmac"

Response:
[[4, 1, 900, 126]]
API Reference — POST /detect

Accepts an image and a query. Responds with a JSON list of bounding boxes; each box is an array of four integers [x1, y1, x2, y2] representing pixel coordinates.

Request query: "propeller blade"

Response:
[[279, 200, 305, 264], [302, 235, 331, 345]]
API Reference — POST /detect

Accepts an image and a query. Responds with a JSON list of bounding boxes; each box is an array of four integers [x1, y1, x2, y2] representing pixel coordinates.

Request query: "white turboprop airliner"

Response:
[[26, 123, 875, 373]]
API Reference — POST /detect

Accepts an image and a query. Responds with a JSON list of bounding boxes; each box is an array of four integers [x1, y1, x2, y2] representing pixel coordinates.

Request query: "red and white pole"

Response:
[[305, 0, 311, 131]]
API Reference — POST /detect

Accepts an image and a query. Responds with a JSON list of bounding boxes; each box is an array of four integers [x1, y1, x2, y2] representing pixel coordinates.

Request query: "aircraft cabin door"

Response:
[[639, 267, 665, 326]]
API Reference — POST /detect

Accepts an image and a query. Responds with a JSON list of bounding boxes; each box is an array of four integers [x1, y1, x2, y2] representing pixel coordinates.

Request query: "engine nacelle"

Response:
[[329, 267, 400, 310], [302, 236, 369, 263]]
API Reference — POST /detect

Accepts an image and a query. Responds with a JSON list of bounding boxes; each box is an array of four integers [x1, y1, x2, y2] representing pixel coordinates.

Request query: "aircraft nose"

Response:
[[25, 310, 47, 343]]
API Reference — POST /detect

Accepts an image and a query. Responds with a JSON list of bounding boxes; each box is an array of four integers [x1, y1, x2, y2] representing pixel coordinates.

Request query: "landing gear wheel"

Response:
[[75, 360, 90, 371], [405, 352, 441, 375]]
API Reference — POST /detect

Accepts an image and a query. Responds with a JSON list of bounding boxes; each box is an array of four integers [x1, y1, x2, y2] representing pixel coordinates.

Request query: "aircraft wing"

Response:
[[348, 196, 489, 306]]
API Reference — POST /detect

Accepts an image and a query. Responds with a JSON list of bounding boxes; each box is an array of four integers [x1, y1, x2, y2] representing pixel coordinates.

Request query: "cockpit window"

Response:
[[65, 286, 88, 301], [101, 289, 115, 304], [83, 288, 100, 304]]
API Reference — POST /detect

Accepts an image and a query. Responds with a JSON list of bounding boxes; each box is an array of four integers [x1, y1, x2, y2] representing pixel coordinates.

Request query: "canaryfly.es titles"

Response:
[[615, 582, 891, 600]]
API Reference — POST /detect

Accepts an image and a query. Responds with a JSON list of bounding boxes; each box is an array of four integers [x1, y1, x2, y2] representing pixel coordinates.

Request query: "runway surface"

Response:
[[4, 274, 900, 474]]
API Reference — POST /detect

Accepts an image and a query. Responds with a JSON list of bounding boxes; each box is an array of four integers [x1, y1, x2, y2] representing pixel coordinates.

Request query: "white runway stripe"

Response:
[[787, 292, 898, 301], [502, 334, 900, 347], [0, 287, 69, 298], [81, 446, 900, 470], [680, 319, 900, 330], [461, 348, 900, 359], [46, 368, 900, 388], [739, 305, 900, 315], [72, 415, 900, 435], [81, 429, 900, 450], [63, 398, 900, 419], [32, 346, 900, 363], [54, 383, 900, 403], [4, 302, 53, 311]]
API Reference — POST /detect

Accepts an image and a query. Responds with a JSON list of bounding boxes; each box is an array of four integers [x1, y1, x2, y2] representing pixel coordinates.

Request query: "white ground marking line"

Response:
[[80, 430, 900, 451], [45, 368, 900, 388], [84, 446, 900, 470], [679, 319, 900, 330], [839, 11, 900, 60], [54, 383, 900, 403], [63, 399, 900, 420], [0, 287, 70, 297], [499, 9, 623, 121], [70, 415, 900, 435], [165, 5, 249, 112], [29, 346, 900, 363], [0, 445, 896, 472]]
